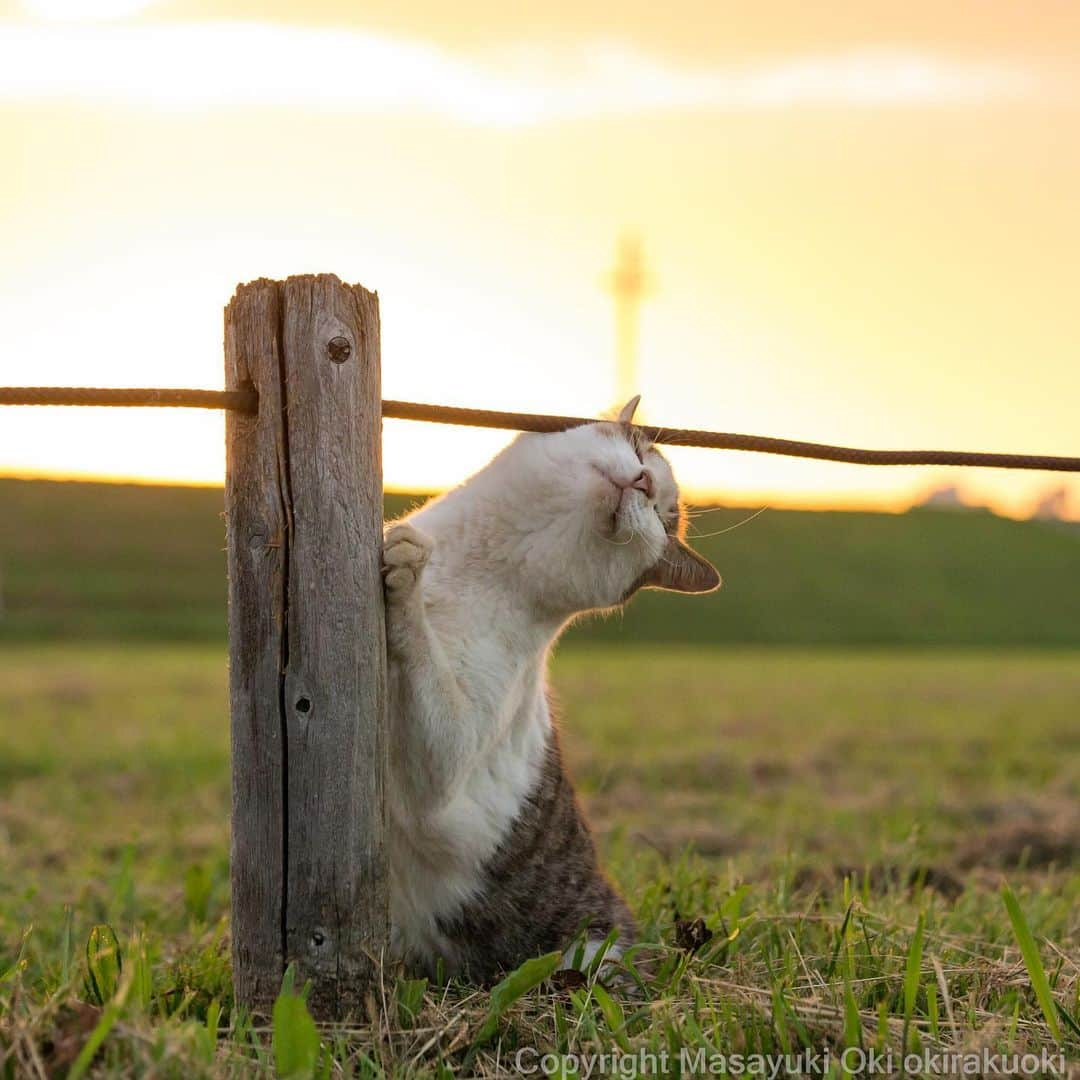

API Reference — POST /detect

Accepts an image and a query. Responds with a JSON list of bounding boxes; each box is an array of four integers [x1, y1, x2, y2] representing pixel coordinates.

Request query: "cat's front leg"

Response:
[[382, 521, 433, 624], [383, 522, 476, 808]]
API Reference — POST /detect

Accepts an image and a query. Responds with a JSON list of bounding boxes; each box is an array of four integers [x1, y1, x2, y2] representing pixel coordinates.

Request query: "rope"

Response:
[[1, 386, 1078, 473], [0, 386, 258, 411], [381, 401, 1080, 472]]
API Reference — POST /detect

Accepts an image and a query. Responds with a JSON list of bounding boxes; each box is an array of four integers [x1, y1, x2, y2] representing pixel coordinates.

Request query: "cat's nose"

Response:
[[631, 469, 654, 499]]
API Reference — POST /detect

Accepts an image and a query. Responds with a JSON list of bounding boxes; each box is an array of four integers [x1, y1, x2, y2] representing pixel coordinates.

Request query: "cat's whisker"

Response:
[[684, 504, 739, 519], [594, 525, 637, 546], [688, 505, 770, 539]]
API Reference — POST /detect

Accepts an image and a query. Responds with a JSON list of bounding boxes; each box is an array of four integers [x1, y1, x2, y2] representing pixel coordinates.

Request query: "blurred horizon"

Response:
[[6, 475, 1079, 646], [3, 1, 1079, 518]]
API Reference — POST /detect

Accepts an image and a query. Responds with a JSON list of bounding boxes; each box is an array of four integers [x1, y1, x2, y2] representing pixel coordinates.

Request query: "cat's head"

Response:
[[500, 397, 720, 614]]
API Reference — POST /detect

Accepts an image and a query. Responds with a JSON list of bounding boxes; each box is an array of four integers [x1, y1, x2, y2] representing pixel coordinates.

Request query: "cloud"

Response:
[[0, 21, 1044, 124]]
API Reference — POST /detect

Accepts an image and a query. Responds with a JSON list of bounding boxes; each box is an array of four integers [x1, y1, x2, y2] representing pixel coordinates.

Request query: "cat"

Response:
[[382, 397, 720, 982]]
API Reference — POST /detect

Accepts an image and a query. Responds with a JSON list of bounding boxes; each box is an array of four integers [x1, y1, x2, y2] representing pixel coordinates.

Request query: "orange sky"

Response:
[[2, 1, 1078, 515]]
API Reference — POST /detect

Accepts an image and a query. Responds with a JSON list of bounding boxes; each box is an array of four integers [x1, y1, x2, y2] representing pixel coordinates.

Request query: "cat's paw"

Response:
[[382, 522, 433, 602]]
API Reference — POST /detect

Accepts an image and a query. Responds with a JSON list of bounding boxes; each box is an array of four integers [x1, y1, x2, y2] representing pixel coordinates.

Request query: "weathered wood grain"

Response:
[[225, 279, 287, 1013], [225, 274, 388, 1018]]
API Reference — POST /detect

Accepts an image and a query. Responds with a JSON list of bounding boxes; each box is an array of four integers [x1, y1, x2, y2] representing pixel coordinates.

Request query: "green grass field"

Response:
[[2, 644, 1078, 1076], [3, 477, 1080, 646]]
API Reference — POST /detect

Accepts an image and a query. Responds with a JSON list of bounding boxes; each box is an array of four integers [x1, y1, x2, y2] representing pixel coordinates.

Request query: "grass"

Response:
[[3, 476, 1080, 645], [1, 643, 1078, 1075]]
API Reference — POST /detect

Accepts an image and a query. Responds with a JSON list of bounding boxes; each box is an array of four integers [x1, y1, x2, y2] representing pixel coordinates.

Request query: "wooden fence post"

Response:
[[224, 274, 388, 1018]]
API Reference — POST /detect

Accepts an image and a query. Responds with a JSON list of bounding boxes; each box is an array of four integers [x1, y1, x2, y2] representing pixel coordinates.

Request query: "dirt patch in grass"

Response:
[[631, 825, 744, 858], [0, 758, 50, 791], [585, 782, 720, 824], [957, 817, 1080, 870], [790, 862, 965, 901], [40, 1001, 102, 1077]]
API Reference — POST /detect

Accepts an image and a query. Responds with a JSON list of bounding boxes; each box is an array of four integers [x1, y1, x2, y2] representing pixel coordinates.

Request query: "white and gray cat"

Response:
[[383, 398, 720, 981]]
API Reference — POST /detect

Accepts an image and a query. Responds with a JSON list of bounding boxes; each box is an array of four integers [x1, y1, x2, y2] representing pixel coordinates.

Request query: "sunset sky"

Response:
[[2, 1, 1078, 515]]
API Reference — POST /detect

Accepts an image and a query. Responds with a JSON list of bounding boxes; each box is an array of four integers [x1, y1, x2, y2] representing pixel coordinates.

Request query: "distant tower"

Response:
[[604, 233, 652, 406]]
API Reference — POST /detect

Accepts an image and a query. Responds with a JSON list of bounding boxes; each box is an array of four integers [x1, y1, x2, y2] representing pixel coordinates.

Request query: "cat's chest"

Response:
[[435, 721, 546, 853], [388, 698, 550, 929], [423, 595, 536, 707]]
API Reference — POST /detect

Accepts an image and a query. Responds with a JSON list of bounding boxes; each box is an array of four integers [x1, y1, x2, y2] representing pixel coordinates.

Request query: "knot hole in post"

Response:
[[327, 336, 352, 364], [295, 696, 312, 714]]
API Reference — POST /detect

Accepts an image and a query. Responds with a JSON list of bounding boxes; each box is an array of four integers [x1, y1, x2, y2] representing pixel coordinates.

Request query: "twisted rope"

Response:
[[0, 386, 258, 411], [2, 386, 1078, 473], [381, 401, 1080, 472]]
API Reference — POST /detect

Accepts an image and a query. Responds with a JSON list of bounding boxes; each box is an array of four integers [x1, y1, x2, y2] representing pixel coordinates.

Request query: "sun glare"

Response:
[[1, 7, 1077, 518], [22, 0, 161, 19]]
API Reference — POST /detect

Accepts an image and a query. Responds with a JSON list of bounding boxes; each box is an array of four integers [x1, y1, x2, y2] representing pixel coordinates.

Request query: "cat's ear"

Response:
[[642, 537, 721, 594], [617, 395, 641, 425]]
